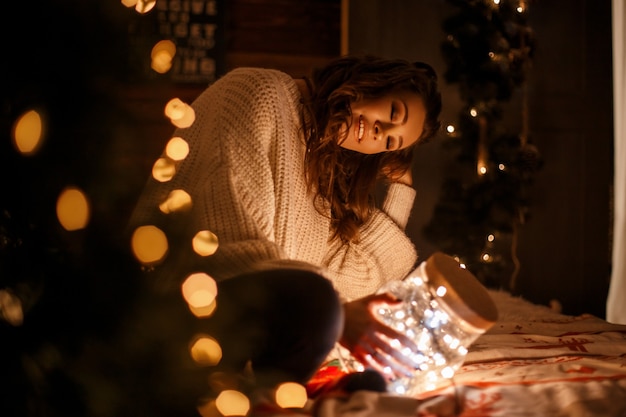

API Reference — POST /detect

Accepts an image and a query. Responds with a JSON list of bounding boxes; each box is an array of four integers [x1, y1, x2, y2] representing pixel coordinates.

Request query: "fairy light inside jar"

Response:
[[369, 253, 498, 396]]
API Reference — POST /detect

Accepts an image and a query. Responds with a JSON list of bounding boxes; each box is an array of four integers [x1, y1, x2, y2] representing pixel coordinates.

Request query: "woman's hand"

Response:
[[339, 292, 418, 379]]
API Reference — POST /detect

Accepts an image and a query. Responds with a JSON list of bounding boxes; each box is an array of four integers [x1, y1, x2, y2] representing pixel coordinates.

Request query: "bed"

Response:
[[251, 290, 626, 417]]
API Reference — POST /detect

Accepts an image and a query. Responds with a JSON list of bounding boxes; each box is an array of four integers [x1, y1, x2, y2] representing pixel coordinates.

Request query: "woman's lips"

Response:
[[356, 115, 365, 143]]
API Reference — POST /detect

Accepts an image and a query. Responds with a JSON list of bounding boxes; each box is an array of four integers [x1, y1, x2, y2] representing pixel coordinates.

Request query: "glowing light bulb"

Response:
[[446, 124, 455, 134], [56, 187, 90, 231], [435, 286, 447, 297], [159, 189, 192, 213], [165, 137, 189, 161], [151, 40, 176, 74], [152, 157, 176, 182], [215, 390, 249, 416], [135, 0, 156, 13], [441, 366, 455, 378], [165, 98, 195, 128], [192, 230, 219, 256], [469, 108, 478, 117], [12, 109, 44, 155], [275, 382, 308, 408], [189, 300, 217, 318], [182, 272, 218, 308], [190, 336, 222, 366], [131, 225, 168, 264], [0, 290, 24, 326]]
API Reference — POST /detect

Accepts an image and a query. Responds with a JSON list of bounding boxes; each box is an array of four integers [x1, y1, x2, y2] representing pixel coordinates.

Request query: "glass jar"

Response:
[[344, 252, 499, 397]]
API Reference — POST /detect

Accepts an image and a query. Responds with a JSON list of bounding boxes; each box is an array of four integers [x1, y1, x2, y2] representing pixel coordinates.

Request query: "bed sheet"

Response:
[[253, 290, 626, 417]]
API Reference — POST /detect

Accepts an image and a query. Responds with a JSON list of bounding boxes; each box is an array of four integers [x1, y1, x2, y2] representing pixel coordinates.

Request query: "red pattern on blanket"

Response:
[[250, 291, 626, 417]]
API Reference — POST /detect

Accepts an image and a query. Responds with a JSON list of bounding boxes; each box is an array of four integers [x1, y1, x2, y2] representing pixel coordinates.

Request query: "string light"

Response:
[[130, 225, 169, 265], [56, 187, 90, 231], [0, 290, 24, 326], [165, 98, 196, 128], [158, 189, 192, 213], [12, 109, 44, 155], [215, 390, 250, 416], [192, 230, 219, 256], [181, 272, 218, 309], [275, 382, 308, 409], [151, 39, 176, 74], [165, 137, 189, 161], [135, 0, 157, 14], [152, 157, 176, 182], [190, 335, 222, 366], [354, 253, 497, 396]]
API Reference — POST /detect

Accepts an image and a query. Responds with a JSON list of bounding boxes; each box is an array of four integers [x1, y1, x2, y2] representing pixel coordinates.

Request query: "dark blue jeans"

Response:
[[201, 268, 343, 388]]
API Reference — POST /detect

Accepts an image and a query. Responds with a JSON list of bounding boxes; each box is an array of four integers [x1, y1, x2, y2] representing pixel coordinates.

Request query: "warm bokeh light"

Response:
[[0, 290, 24, 326], [192, 230, 219, 256], [165, 137, 189, 161], [159, 189, 192, 214], [275, 382, 308, 409], [12, 109, 44, 155], [151, 50, 173, 74], [56, 187, 90, 231], [182, 272, 218, 308], [135, 0, 156, 13], [131, 225, 169, 264], [151, 40, 176, 74], [120, 0, 138, 7], [165, 98, 195, 128], [188, 299, 217, 318], [190, 335, 222, 366], [215, 390, 250, 416], [152, 157, 176, 182]]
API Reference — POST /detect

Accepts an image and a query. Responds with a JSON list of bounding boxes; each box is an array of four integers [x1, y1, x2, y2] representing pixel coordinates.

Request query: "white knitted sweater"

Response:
[[130, 68, 418, 301]]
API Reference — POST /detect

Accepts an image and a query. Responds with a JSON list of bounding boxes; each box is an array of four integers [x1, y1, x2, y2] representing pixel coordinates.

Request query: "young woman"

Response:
[[129, 55, 442, 403]]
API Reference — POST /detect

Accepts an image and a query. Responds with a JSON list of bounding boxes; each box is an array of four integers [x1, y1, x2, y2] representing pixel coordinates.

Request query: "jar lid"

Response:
[[424, 252, 498, 331]]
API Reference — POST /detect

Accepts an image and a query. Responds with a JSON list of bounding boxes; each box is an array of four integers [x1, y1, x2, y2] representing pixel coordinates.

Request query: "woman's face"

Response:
[[339, 91, 426, 154]]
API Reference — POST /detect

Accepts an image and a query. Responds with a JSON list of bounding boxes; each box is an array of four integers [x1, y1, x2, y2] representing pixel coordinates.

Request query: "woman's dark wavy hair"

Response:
[[302, 55, 442, 243]]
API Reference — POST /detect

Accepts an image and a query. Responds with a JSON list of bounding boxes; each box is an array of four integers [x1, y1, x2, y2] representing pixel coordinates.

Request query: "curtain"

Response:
[[607, 0, 626, 324]]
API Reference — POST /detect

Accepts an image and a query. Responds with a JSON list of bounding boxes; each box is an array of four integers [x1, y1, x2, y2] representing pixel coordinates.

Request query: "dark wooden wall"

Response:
[[349, 0, 614, 318], [515, 0, 613, 319]]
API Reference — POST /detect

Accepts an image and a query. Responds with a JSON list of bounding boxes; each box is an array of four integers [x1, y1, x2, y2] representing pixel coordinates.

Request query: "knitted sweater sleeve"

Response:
[[323, 183, 418, 302], [128, 68, 303, 283]]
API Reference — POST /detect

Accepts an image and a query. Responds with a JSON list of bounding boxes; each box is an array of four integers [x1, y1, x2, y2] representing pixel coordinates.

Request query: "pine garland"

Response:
[[424, 0, 542, 289]]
